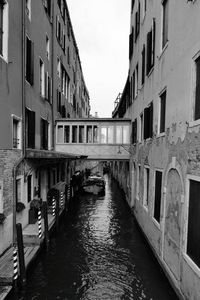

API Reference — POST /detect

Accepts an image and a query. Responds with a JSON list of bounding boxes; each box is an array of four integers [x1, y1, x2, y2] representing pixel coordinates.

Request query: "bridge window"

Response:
[[93, 126, 98, 143], [72, 126, 77, 143], [116, 126, 122, 144], [123, 126, 129, 143], [64, 125, 70, 143], [57, 125, 63, 143], [108, 126, 114, 143], [86, 126, 92, 143], [100, 127, 107, 143], [79, 126, 84, 143]]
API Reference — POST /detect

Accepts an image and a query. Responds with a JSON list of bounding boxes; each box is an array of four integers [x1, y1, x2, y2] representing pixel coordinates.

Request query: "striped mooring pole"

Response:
[[60, 192, 64, 208], [13, 246, 18, 282], [52, 197, 56, 217], [38, 210, 42, 239], [67, 184, 71, 201]]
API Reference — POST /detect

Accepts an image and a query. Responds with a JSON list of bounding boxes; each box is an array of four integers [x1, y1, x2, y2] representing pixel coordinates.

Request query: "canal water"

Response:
[[9, 175, 178, 300]]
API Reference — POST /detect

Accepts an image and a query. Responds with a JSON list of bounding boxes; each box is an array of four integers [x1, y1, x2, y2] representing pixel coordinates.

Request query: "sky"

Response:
[[67, 0, 131, 118]]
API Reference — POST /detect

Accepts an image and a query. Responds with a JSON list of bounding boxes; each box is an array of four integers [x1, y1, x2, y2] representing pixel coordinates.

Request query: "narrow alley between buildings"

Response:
[[8, 175, 178, 300]]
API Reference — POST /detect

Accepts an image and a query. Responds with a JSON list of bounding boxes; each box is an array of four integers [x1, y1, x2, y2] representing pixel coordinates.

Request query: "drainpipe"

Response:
[[12, 0, 26, 246]]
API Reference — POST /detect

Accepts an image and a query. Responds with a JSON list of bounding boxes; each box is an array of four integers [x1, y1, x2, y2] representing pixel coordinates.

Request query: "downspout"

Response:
[[12, 0, 26, 246]]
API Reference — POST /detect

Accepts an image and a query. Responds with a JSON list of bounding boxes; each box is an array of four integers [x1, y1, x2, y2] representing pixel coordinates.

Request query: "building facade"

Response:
[[0, 0, 90, 256], [113, 0, 200, 299]]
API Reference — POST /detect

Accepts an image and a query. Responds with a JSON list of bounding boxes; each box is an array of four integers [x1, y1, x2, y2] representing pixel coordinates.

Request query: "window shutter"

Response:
[[146, 31, 152, 75], [56, 16, 59, 38], [30, 41, 34, 85], [195, 57, 200, 120], [138, 2, 140, 35], [28, 110, 35, 148], [149, 102, 153, 138], [45, 72, 48, 100], [135, 12, 138, 42], [45, 120, 48, 149], [132, 72, 135, 100], [151, 18, 156, 68], [144, 107, 148, 139], [142, 45, 145, 85]]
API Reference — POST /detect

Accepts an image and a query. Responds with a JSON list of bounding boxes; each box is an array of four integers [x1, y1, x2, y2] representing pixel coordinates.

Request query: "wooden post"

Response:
[[43, 202, 49, 248], [16, 223, 26, 287]]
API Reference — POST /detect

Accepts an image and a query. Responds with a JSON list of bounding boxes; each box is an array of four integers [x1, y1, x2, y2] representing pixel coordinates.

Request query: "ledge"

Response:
[[25, 149, 77, 159]]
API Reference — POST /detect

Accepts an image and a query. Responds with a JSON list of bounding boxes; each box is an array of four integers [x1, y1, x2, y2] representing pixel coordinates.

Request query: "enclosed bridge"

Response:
[[55, 118, 131, 160]]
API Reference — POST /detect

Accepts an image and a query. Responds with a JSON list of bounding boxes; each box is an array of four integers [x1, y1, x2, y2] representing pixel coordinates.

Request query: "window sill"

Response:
[[0, 54, 8, 64], [152, 217, 161, 230], [158, 42, 169, 60], [157, 132, 166, 138], [189, 119, 200, 128]]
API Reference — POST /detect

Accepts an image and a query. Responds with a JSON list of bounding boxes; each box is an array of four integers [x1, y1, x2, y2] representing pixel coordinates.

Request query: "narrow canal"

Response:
[[9, 175, 178, 300]]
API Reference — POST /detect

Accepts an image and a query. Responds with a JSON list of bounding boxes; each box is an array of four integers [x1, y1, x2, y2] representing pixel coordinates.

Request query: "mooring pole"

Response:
[[55, 196, 59, 232], [16, 223, 26, 287], [43, 202, 49, 248]]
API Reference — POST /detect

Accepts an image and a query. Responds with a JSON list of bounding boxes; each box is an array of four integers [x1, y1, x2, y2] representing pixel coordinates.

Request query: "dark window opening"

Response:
[[25, 108, 35, 149], [162, 0, 169, 48], [64, 125, 70, 143], [146, 19, 155, 75], [144, 102, 153, 139], [160, 90, 166, 133], [132, 119, 137, 144], [141, 45, 145, 85], [72, 126, 77, 143], [27, 175, 32, 202], [154, 171, 162, 223], [40, 118, 48, 150], [194, 56, 200, 120], [26, 36, 34, 85], [187, 179, 200, 268]]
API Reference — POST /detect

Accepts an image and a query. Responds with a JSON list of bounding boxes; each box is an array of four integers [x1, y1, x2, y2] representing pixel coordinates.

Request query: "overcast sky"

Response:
[[67, 0, 131, 117]]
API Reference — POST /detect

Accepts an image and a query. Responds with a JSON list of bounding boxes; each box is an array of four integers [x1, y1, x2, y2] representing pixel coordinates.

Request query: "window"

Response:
[[57, 89, 61, 114], [86, 126, 92, 143], [153, 170, 162, 223], [187, 179, 200, 268], [129, 27, 134, 60], [139, 113, 143, 142], [93, 126, 98, 143], [16, 177, 23, 204], [12, 117, 21, 149], [46, 35, 50, 59], [136, 165, 141, 199], [27, 174, 32, 202], [194, 56, 200, 121], [40, 118, 49, 150], [25, 108, 35, 148], [0, 1, 8, 60], [39, 58, 45, 96], [57, 125, 63, 143], [26, 36, 34, 85], [45, 72, 51, 102], [132, 72, 135, 101], [143, 167, 150, 208], [142, 0, 147, 20], [141, 45, 145, 85], [135, 64, 139, 97], [64, 125, 70, 143], [131, 0, 135, 12], [144, 102, 153, 139], [132, 119, 137, 144], [162, 0, 169, 49], [44, 0, 51, 18], [57, 57, 61, 77], [135, 2, 140, 41], [159, 90, 166, 133], [79, 126, 84, 143], [146, 19, 155, 75], [72, 126, 77, 143], [122, 126, 129, 144], [25, 0, 31, 20]]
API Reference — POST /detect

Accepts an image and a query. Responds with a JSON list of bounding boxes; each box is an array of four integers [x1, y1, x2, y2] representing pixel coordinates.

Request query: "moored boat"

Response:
[[82, 174, 105, 195]]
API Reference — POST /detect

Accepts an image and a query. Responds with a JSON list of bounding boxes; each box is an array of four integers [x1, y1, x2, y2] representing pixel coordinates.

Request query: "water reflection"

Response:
[[8, 175, 178, 300]]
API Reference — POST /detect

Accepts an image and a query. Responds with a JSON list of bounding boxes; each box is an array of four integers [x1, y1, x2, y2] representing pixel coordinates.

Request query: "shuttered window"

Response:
[[154, 171, 162, 223], [146, 19, 156, 75], [141, 45, 145, 85], [160, 90, 166, 133], [40, 118, 48, 150], [144, 102, 153, 139], [26, 108, 35, 149], [162, 0, 169, 48], [187, 179, 200, 268], [129, 27, 134, 60], [131, 119, 137, 144], [194, 57, 200, 120], [26, 36, 34, 85]]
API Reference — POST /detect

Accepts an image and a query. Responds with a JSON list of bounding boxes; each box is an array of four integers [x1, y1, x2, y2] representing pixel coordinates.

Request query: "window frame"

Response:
[[159, 89, 167, 135], [184, 175, 200, 276], [153, 169, 163, 226], [12, 114, 22, 149], [0, 1, 8, 61], [143, 166, 150, 210], [39, 57, 45, 97], [162, 0, 169, 49]]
